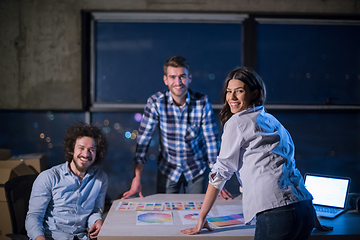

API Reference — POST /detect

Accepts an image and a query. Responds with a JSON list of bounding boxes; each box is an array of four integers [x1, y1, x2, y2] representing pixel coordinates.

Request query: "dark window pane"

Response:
[[91, 111, 236, 200], [270, 110, 360, 193], [91, 111, 159, 200], [95, 22, 242, 104], [257, 24, 360, 105], [0, 111, 85, 167], [95, 109, 360, 200]]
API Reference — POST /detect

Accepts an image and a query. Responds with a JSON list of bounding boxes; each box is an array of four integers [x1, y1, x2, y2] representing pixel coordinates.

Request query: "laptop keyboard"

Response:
[[314, 206, 342, 214]]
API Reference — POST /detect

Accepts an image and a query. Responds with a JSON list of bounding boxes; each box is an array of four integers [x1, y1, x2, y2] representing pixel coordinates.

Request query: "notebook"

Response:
[[304, 173, 350, 218]]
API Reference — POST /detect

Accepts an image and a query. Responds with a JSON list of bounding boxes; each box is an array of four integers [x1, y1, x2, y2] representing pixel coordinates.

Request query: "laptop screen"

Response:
[[304, 174, 350, 208]]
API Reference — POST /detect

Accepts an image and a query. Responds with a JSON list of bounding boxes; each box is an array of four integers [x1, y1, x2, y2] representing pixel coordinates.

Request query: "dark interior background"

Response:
[[1, 13, 359, 202]]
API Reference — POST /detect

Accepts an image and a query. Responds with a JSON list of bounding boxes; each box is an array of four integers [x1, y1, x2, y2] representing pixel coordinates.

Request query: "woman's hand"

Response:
[[180, 219, 214, 235], [181, 183, 219, 235]]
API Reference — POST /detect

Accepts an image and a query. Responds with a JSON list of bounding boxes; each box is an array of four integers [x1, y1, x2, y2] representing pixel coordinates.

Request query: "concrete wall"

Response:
[[0, 0, 359, 110]]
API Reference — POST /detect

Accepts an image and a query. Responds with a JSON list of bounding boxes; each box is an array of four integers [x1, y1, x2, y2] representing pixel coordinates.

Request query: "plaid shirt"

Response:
[[134, 89, 219, 182]]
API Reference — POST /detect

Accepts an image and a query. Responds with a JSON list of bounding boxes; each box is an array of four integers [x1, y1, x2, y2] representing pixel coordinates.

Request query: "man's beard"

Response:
[[73, 155, 90, 172]]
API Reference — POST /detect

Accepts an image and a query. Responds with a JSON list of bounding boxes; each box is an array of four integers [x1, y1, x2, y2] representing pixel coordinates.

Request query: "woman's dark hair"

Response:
[[219, 67, 266, 126], [63, 121, 108, 165]]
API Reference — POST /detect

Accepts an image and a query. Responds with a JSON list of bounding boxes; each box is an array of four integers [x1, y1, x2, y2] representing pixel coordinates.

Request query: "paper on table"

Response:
[[207, 213, 245, 227], [136, 211, 174, 225], [205, 205, 245, 227], [177, 210, 214, 225], [216, 205, 243, 216], [116, 202, 163, 211], [164, 201, 203, 210]]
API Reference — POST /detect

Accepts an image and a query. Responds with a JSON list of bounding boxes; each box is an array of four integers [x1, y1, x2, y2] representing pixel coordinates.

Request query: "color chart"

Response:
[[207, 213, 244, 227], [136, 211, 173, 225], [116, 202, 163, 211], [179, 210, 200, 225], [178, 210, 215, 225], [164, 201, 202, 210]]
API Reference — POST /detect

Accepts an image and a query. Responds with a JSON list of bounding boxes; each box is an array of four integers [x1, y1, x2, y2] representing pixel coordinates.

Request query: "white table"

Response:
[[98, 194, 360, 240], [98, 194, 255, 239]]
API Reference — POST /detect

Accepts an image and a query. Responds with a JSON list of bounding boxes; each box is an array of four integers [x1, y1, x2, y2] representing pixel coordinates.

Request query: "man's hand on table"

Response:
[[219, 187, 232, 200]]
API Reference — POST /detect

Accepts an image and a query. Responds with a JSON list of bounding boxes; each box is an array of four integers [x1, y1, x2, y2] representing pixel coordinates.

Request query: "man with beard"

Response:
[[26, 122, 108, 240], [122, 56, 232, 200]]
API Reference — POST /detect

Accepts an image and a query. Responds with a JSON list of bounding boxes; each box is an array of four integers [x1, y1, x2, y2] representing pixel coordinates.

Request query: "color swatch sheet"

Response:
[[164, 201, 203, 210], [178, 210, 214, 225], [216, 205, 243, 216], [136, 211, 173, 225], [116, 202, 163, 211], [205, 205, 245, 227], [207, 213, 245, 227]]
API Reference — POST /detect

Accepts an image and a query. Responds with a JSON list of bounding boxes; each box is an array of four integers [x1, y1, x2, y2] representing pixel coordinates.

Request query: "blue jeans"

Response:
[[156, 170, 206, 194], [255, 200, 315, 240]]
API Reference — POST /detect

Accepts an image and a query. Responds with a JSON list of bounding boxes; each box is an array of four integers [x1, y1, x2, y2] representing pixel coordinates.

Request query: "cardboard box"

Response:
[[0, 161, 37, 239], [0, 149, 11, 160], [0, 161, 37, 201], [9, 153, 47, 173]]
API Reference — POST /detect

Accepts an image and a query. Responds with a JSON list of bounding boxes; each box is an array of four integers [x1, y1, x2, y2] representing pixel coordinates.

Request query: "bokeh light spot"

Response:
[[103, 127, 111, 134], [47, 112, 54, 121], [125, 131, 131, 139], [134, 113, 142, 122]]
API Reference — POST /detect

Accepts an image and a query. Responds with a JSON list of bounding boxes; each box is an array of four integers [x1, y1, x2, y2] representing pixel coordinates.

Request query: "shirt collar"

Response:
[[167, 90, 190, 106], [63, 161, 96, 177], [63, 162, 71, 175], [236, 105, 264, 116]]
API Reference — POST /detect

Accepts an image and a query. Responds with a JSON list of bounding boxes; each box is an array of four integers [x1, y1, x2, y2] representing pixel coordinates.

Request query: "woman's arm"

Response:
[[181, 183, 220, 235]]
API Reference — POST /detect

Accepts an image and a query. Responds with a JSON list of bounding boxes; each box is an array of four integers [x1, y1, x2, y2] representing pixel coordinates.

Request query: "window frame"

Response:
[[254, 17, 360, 110], [87, 12, 360, 112], [89, 12, 248, 111]]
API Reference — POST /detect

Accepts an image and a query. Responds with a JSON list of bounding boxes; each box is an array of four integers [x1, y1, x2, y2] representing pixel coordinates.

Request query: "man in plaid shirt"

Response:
[[122, 56, 232, 200]]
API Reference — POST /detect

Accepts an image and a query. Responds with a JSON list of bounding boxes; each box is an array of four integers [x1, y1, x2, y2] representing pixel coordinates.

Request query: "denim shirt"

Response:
[[25, 162, 108, 240], [209, 106, 312, 223]]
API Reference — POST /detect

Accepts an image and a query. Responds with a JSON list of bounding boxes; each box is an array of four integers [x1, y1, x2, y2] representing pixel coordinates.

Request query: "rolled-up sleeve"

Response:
[[87, 171, 108, 227], [208, 171, 227, 190]]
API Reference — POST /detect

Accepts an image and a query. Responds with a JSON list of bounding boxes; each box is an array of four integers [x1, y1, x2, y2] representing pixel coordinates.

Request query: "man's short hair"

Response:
[[163, 56, 190, 75]]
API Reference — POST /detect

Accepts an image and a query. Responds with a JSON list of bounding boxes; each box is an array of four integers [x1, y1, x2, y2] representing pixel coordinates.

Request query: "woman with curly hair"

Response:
[[26, 121, 108, 240]]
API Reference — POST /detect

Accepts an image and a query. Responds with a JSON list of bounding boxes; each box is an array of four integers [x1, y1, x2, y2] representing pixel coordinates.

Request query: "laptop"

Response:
[[304, 173, 350, 218]]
